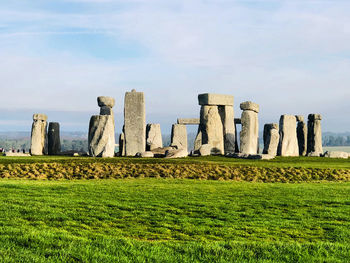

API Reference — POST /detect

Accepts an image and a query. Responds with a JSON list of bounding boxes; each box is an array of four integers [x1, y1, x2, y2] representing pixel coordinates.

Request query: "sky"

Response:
[[1, 0, 350, 134]]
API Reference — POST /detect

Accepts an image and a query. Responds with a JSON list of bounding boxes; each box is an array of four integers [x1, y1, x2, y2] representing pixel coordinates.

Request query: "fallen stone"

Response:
[[240, 101, 259, 113], [146, 124, 163, 151], [324, 151, 349, 159], [138, 151, 154, 158], [229, 153, 275, 160], [307, 152, 322, 157], [4, 152, 31, 157], [278, 115, 299, 157], [151, 146, 177, 157], [165, 148, 188, 158], [198, 93, 234, 106], [199, 144, 211, 156]]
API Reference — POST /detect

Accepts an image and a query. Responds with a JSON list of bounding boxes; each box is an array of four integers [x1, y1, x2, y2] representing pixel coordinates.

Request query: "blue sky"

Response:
[[1, 0, 350, 133]]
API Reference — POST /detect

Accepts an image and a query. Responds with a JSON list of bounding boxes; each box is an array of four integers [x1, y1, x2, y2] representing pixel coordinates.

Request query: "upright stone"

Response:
[[199, 106, 224, 155], [88, 115, 115, 157], [124, 90, 146, 156], [277, 115, 299, 156], [30, 113, 48, 156], [171, 124, 188, 151], [234, 118, 241, 153], [307, 114, 323, 156], [218, 105, 235, 154], [263, 123, 279, 156], [240, 102, 259, 155], [146, 124, 163, 150], [48, 122, 61, 155], [118, 127, 126, 156], [296, 115, 307, 156]]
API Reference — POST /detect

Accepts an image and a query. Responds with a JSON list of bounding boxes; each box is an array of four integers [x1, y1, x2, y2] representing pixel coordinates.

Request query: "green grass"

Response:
[[1, 155, 350, 169], [0, 179, 349, 262]]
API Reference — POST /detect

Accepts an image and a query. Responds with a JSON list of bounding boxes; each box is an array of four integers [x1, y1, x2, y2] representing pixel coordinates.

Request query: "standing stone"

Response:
[[218, 105, 235, 154], [124, 90, 146, 156], [263, 123, 279, 156], [118, 127, 126, 156], [234, 118, 241, 153], [48, 122, 61, 155], [199, 106, 224, 155], [146, 124, 163, 151], [307, 114, 323, 156], [88, 115, 115, 157], [171, 124, 188, 151], [30, 114, 48, 156], [193, 128, 202, 151], [240, 102, 259, 155], [277, 115, 299, 157], [296, 115, 307, 156]]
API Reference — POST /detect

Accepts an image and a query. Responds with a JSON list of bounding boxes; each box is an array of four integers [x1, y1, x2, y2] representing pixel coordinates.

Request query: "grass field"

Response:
[[0, 179, 349, 262]]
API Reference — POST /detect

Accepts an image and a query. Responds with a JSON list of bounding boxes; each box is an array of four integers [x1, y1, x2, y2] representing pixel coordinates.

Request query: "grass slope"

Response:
[[0, 179, 349, 262]]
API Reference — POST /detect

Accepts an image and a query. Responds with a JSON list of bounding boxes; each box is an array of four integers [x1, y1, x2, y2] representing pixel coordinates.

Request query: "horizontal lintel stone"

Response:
[[198, 93, 234, 106]]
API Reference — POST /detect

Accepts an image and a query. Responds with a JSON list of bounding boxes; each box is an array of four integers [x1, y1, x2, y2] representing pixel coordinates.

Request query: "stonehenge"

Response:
[[177, 118, 200, 125], [146, 124, 163, 151], [124, 90, 146, 156], [197, 93, 235, 155], [307, 114, 323, 156], [88, 96, 115, 157], [296, 115, 307, 156], [171, 124, 188, 151], [48, 122, 61, 155], [240, 102, 259, 155], [278, 115, 299, 157], [263, 123, 279, 156], [30, 114, 48, 156]]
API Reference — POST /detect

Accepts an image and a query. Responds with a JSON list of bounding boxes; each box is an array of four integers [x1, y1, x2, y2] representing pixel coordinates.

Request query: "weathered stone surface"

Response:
[[48, 122, 61, 155], [199, 106, 224, 155], [138, 151, 154, 158], [198, 93, 234, 106], [297, 119, 307, 156], [295, 115, 304, 122], [234, 118, 241, 124], [199, 144, 211, 156], [307, 151, 322, 157], [177, 118, 200, 125], [230, 153, 275, 160], [165, 148, 188, 158], [30, 113, 48, 156], [88, 115, 115, 157], [277, 115, 299, 157], [307, 114, 323, 156], [151, 146, 177, 157], [234, 119, 241, 153], [193, 129, 202, 151], [240, 101, 259, 113], [4, 152, 31, 157], [240, 110, 259, 155], [97, 96, 115, 108], [124, 90, 146, 156], [263, 123, 279, 156], [219, 105, 235, 154], [324, 151, 349, 159], [118, 130, 125, 156], [171, 124, 188, 150], [100, 106, 113, 116], [146, 124, 163, 150]]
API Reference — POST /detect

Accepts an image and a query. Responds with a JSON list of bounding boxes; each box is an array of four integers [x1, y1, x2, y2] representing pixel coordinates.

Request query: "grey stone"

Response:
[[124, 90, 146, 156], [118, 129, 126, 156], [199, 105, 224, 155], [165, 148, 188, 158], [230, 153, 275, 160], [296, 119, 307, 156], [219, 105, 235, 155], [307, 114, 323, 156], [30, 113, 48, 156], [97, 96, 115, 108], [324, 151, 349, 159], [151, 146, 177, 157], [4, 152, 31, 157], [263, 123, 279, 156], [193, 129, 202, 151], [177, 118, 200, 125], [171, 124, 188, 150], [307, 151, 322, 157], [234, 118, 241, 124], [88, 115, 115, 157], [277, 115, 299, 157], [240, 101, 259, 113], [48, 122, 61, 155], [139, 151, 154, 158], [198, 93, 234, 106], [240, 108, 259, 155], [199, 144, 211, 156], [234, 119, 241, 153], [100, 106, 113, 116], [295, 115, 304, 122], [146, 124, 163, 150]]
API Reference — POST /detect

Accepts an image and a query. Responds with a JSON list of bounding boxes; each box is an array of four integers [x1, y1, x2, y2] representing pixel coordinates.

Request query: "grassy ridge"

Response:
[[0, 179, 349, 262], [1, 156, 350, 182]]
